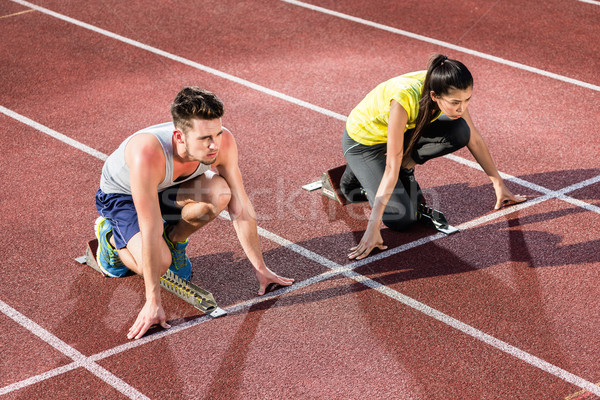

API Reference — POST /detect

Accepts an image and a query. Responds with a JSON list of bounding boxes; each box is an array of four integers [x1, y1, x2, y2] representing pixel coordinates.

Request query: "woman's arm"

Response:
[[462, 109, 526, 209], [348, 100, 408, 259]]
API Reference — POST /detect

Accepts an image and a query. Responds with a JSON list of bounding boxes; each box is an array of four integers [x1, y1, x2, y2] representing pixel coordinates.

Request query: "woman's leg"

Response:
[[408, 115, 471, 165], [342, 129, 417, 231]]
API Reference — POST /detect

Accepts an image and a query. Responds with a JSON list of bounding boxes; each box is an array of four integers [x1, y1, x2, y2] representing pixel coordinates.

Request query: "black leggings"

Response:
[[341, 115, 470, 231]]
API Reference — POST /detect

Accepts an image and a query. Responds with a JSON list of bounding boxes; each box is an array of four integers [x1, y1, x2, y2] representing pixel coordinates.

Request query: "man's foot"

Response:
[[163, 225, 192, 280], [94, 217, 129, 277]]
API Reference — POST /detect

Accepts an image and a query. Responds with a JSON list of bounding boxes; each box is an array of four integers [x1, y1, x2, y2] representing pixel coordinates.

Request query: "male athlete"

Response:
[[94, 87, 294, 339]]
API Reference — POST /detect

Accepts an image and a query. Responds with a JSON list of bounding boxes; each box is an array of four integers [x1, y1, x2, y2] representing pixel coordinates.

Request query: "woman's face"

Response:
[[431, 86, 472, 119]]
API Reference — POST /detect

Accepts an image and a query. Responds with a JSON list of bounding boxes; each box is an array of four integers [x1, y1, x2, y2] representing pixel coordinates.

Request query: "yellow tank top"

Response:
[[346, 70, 440, 146]]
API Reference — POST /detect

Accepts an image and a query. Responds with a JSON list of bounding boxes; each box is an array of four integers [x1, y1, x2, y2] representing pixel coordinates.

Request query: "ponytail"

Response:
[[403, 54, 473, 159]]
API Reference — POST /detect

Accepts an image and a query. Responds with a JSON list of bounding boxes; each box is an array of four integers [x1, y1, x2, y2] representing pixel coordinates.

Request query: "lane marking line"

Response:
[[578, 0, 600, 5], [0, 106, 108, 161], [8, 0, 347, 122], [281, 0, 600, 92], [0, 300, 149, 399], [0, 9, 35, 19], [343, 269, 600, 396], [1, 2, 599, 393], [2, 105, 600, 396], [0, 363, 79, 396]]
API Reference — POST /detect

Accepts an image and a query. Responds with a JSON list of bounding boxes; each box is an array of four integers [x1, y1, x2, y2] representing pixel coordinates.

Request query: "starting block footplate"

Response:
[[417, 204, 459, 235], [77, 239, 226, 317]]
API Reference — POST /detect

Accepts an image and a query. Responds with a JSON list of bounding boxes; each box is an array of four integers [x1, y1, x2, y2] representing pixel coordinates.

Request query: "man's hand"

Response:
[[127, 299, 171, 340], [254, 267, 294, 296]]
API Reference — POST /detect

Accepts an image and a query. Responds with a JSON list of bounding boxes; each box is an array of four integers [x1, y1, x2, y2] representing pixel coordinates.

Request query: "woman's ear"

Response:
[[430, 90, 439, 102]]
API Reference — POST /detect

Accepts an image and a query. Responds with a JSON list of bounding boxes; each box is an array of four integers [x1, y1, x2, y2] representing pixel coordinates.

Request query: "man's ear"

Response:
[[173, 129, 185, 143]]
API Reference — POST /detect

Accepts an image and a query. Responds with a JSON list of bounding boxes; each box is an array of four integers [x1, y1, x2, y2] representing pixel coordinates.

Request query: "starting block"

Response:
[[76, 239, 227, 318], [320, 164, 348, 205], [313, 164, 459, 235], [417, 204, 459, 235]]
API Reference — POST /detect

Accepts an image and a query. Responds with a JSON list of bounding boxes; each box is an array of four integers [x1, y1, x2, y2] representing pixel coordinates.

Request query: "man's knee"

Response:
[[212, 175, 232, 211], [183, 202, 220, 223]]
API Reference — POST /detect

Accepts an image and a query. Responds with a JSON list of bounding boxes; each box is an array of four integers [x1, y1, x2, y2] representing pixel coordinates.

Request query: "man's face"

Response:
[[181, 118, 223, 165]]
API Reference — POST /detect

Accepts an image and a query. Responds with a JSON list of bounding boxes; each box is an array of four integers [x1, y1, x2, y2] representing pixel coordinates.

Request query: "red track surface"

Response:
[[1, 0, 600, 399]]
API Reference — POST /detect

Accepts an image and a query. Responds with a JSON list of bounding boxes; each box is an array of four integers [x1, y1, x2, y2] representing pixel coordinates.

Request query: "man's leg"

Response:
[[114, 232, 172, 276], [162, 171, 232, 243], [111, 172, 231, 279], [96, 189, 168, 278]]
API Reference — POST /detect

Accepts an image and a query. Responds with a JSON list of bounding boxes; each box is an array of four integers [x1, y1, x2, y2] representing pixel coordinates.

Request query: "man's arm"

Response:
[[125, 134, 171, 339], [215, 128, 294, 295], [463, 109, 526, 209]]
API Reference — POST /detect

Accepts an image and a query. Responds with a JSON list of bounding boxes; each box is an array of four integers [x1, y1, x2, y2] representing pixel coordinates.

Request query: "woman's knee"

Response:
[[450, 118, 471, 148], [381, 209, 417, 231]]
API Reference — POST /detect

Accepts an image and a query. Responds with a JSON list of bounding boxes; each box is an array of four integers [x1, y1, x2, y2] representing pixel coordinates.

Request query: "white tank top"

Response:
[[99, 122, 211, 194]]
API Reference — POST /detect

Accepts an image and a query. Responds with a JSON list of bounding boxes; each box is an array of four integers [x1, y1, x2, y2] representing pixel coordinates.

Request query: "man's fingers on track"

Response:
[[134, 322, 153, 340], [278, 277, 294, 285]]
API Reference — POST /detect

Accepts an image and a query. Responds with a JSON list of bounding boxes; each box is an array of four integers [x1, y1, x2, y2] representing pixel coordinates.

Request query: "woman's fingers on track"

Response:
[[497, 194, 528, 209]]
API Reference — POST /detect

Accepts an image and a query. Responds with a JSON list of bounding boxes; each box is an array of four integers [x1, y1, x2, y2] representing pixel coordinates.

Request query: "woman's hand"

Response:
[[348, 228, 388, 260], [493, 181, 526, 210]]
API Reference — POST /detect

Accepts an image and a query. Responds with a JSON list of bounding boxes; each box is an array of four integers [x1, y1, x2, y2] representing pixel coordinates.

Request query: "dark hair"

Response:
[[404, 54, 473, 158], [170, 87, 224, 132]]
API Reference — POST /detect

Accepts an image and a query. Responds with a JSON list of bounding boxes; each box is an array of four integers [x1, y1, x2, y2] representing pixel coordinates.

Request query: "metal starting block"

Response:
[[417, 204, 459, 235], [160, 269, 226, 318], [314, 165, 459, 235], [76, 239, 226, 318], [320, 164, 348, 205]]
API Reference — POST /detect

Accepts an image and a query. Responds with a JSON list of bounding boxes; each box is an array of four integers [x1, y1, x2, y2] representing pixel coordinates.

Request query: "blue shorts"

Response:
[[95, 186, 182, 249]]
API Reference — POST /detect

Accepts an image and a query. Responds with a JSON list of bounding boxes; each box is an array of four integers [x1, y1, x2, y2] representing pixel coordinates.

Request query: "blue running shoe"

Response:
[[94, 217, 129, 278], [163, 224, 192, 280]]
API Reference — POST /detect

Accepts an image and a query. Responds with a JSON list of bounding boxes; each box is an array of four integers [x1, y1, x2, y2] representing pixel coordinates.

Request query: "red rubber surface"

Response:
[[1, 0, 599, 398]]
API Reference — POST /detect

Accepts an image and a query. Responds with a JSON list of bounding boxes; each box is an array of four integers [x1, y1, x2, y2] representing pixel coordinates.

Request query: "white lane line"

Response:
[[344, 269, 600, 396], [3, 105, 600, 396], [0, 363, 79, 396], [445, 154, 600, 215], [0, 300, 149, 399], [281, 0, 600, 93], [0, 8, 35, 18], [0, 106, 108, 161], [8, 0, 347, 122], [578, 0, 600, 6], [2, 1, 599, 392]]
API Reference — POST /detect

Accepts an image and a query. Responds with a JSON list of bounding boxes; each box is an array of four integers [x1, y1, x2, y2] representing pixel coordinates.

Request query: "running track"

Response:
[[1, 0, 600, 398]]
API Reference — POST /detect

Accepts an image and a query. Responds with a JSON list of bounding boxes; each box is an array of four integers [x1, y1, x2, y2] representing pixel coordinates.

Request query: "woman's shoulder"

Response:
[[386, 70, 426, 87]]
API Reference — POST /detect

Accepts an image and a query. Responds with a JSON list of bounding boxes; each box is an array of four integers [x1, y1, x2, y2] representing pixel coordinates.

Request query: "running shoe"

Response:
[[340, 166, 368, 203], [163, 224, 192, 280], [94, 217, 129, 277]]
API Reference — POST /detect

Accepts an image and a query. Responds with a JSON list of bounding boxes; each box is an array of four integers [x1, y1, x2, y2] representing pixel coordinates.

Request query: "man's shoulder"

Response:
[[220, 127, 237, 150], [213, 126, 238, 169], [125, 131, 166, 167], [133, 121, 174, 135]]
